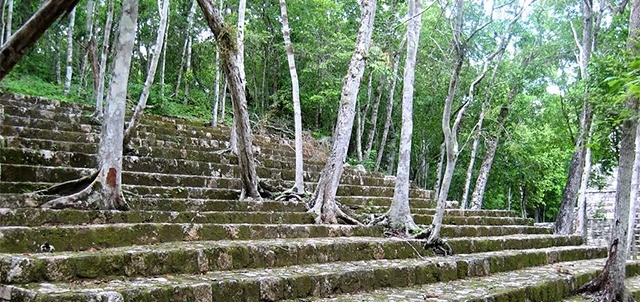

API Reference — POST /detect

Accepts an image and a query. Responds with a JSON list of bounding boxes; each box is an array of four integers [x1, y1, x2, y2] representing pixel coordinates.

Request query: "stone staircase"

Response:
[[0, 93, 636, 301]]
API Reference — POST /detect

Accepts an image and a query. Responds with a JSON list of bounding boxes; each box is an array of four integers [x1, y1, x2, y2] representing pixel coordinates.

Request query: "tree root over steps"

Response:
[[369, 213, 454, 256], [33, 169, 130, 211], [575, 239, 634, 302]]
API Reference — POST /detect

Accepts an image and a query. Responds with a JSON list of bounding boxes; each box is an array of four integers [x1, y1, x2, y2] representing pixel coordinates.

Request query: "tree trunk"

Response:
[[364, 76, 384, 161], [628, 123, 640, 254], [212, 34, 221, 127], [308, 0, 376, 224], [555, 0, 595, 235], [0, 0, 81, 82], [554, 103, 592, 234], [95, 0, 114, 120], [221, 80, 227, 122], [4, 0, 11, 41], [63, 8, 76, 96], [123, 0, 169, 145], [374, 36, 405, 172], [433, 142, 445, 197], [520, 184, 527, 218], [388, 0, 423, 231], [41, 0, 138, 211], [578, 123, 594, 242], [55, 37, 61, 84], [0, 0, 6, 45], [460, 102, 485, 209], [174, 34, 189, 96], [279, 0, 305, 193], [198, 0, 261, 200], [357, 72, 373, 162], [159, 12, 169, 99], [79, 0, 95, 90], [228, 0, 247, 154]]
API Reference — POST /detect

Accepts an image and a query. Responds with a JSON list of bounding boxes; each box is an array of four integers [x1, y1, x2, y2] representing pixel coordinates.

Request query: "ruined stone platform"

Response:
[[0, 94, 630, 301]]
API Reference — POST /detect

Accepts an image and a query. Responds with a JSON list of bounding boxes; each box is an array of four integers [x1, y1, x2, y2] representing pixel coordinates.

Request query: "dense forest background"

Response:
[[0, 0, 636, 222]]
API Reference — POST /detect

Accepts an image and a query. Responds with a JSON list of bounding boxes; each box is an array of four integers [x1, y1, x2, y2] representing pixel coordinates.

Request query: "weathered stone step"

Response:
[[0, 94, 93, 112], [0, 221, 552, 254], [0, 126, 99, 144], [1, 104, 95, 126], [0, 223, 382, 253], [308, 259, 640, 302], [0, 208, 531, 227], [0, 208, 314, 226], [361, 205, 518, 217], [411, 214, 533, 226], [2, 137, 97, 154], [0, 149, 394, 188], [0, 246, 610, 302], [0, 236, 600, 285], [0, 195, 308, 212], [3, 114, 98, 133]]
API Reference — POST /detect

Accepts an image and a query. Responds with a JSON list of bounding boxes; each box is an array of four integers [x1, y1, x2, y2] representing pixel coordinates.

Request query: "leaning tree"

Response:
[[308, 0, 377, 224]]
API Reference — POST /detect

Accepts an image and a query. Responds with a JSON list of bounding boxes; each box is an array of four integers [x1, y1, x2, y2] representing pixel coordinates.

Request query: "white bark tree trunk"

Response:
[[229, 0, 247, 154], [5, 0, 11, 41], [279, 0, 305, 193], [198, 0, 261, 200], [123, 0, 169, 144], [628, 123, 640, 254], [389, 0, 423, 231], [364, 76, 384, 161], [79, 0, 95, 89], [159, 12, 169, 99], [356, 72, 373, 162], [42, 0, 138, 211], [308, 0, 376, 224], [578, 122, 594, 242], [433, 142, 445, 197], [212, 37, 221, 127], [95, 0, 115, 120], [374, 36, 405, 172], [0, 0, 6, 46], [63, 8, 76, 96]]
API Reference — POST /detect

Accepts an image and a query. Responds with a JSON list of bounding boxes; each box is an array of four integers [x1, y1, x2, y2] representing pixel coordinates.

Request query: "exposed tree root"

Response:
[[367, 213, 454, 257], [308, 199, 364, 226], [274, 185, 307, 202], [32, 170, 99, 196], [575, 239, 634, 302], [38, 169, 129, 211], [214, 148, 234, 155]]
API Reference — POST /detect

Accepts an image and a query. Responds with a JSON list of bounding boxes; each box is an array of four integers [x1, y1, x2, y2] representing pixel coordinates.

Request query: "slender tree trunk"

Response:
[[228, 0, 247, 154], [198, 0, 261, 200], [461, 102, 485, 209], [212, 47, 220, 127], [389, 0, 423, 231], [357, 72, 373, 162], [55, 38, 62, 84], [174, 35, 189, 96], [279, 0, 305, 193], [578, 138, 592, 241], [308, 0, 376, 224], [221, 80, 227, 122], [95, 0, 114, 119], [123, 0, 169, 144], [159, 13, 169, 99], [4, 0, 11, 41], [629, 124, 640, 255], [364, 76, 384, 161], [79, 0, 96, 89], [374, 37, 405, 172], [434, 142, 445, 197], [0, 0, 81, 81], [42, 0, 138, 211], [0, 0, 6, 46], [63, 8, 76, 96]]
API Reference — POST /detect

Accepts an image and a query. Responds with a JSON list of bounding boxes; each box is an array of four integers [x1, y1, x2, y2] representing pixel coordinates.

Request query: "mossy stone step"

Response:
[[410, 214, 533, 226], [0, 94, 92, 112], [308, 259, 640, 302], [0, 126, 99, 144], [2, 137, 98, 154], [361, 206, 518, 217], [0, 246, 610, 302], [0, 235, 592, 284], [0, 208, 314, 226], [3, 114, 99, 133], [0, 223, 383, 253], [1, 104, 96, 125], [0, 195, 309, 212]]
